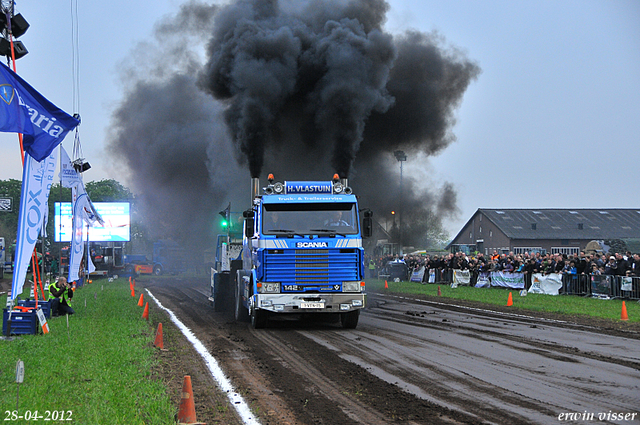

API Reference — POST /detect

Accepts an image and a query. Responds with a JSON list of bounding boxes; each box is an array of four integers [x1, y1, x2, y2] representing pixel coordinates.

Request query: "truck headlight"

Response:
[[342, 281, 361, 292], [258, 282, 280, 293]]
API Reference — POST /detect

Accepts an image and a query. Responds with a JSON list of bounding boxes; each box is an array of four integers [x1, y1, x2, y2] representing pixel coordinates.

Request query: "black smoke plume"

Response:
[[107, 2, 245, 254], [107, 0, 480, 251], [198, 0, 397, 178]]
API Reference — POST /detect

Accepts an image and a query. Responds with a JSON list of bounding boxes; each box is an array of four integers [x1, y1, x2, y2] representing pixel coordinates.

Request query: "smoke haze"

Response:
[[107, 0, 480, 250]]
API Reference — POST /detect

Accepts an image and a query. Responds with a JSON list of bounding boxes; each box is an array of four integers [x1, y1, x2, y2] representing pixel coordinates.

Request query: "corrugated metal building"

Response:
[[449, 209, 640, 255]]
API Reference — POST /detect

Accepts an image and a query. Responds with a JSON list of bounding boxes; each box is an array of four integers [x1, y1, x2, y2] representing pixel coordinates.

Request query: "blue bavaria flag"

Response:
[[0, 62, 79, 161]]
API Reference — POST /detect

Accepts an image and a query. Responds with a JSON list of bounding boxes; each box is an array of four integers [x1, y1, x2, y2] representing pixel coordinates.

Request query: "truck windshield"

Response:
[[263, 203, 358, 235]]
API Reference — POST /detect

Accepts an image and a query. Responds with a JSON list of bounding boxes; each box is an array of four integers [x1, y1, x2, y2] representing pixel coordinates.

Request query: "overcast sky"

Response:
[[1, 0, 638, 236]]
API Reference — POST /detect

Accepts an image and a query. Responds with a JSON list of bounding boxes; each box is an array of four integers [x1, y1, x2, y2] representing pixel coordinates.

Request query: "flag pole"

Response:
[[4, 6, 21, 335], [5, 7, 25, 163]]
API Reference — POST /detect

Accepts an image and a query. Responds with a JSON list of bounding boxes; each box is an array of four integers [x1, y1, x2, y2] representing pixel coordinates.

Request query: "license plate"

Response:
[[301, 302, 324, 309]]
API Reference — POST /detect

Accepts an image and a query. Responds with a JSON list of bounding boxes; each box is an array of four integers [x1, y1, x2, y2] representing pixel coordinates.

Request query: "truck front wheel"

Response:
[[340, 310, 360, 329], [153, 265, 163, 276], [251, 306, 268, 329]]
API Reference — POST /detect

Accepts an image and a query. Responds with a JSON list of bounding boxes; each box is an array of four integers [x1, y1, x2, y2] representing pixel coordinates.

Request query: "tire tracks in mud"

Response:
[[144, 277, 485, 424], [298, 293, 640, 424], [145, 279, 302, 425], [143, 277, 640, 425], [368, 293, 640, 371]]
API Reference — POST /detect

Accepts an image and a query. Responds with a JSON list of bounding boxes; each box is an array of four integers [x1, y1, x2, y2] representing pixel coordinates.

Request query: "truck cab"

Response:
[[234, 175, 372, 329]]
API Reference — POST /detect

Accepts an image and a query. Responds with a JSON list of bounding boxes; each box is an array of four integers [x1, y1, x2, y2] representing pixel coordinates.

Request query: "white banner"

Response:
[[11, 151, 57, 299], [68, 186, 85, 283], [410, 266, 425, 282], [490, 271, 525, 289], [621, 277, 633, 292], [428, 269, 436, 283], [475, 272, 491, 288], [453, 269, 471, 286], [59, 146, 82, 188], [528, 273, 562, 295], [68, 181, 104, 282]]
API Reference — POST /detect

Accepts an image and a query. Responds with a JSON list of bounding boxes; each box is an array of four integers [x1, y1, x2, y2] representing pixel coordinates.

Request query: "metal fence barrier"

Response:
[[417, 268, 640, 300], [561, 274, 591, 296]]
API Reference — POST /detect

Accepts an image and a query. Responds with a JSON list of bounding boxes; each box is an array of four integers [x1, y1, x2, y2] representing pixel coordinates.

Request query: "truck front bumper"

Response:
[[251, 293, 366, 314]]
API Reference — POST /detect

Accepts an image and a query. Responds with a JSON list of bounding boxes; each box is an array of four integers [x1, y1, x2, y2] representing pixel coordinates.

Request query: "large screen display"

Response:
[[54, 202, 130, 242]]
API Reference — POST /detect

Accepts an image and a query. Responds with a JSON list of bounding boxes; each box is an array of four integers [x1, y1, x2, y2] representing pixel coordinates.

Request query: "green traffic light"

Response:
[[222, 220, 228, 227]]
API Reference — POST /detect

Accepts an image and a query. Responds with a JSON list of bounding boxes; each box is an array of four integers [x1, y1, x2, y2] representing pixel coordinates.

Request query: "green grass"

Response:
[[367, 278, 640, 323], [0, 279, 175, 424]]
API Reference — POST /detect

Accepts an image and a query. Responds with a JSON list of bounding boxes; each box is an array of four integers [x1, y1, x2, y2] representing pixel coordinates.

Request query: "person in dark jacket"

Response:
[[604, 256, 618, 276], [631, 254, 640, 277], [576, 252, 588, 275], [615, 253, 629, 276], [49, 276, 74, 316]]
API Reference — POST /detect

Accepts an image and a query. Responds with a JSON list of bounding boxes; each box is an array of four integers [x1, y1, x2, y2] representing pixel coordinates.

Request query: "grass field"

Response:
[[0, 279, 176, 425], [367, 278, 640, 323]]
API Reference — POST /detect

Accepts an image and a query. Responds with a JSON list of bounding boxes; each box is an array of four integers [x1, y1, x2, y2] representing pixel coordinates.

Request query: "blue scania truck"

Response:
[[215, 174, 372, 329]]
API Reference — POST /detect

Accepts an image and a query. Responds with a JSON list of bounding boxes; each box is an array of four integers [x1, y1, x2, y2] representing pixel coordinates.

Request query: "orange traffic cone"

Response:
[[506, 292, 513, 306], [621, 301, 629, 321], [154, 323, 164, 349], [177, 376, 203, 424], [131, 288, 135, 297], [138, 293, 144, 307], [384, 280, 388, 289], [437, 285, 442, 296], [142, 302, 149, 320]]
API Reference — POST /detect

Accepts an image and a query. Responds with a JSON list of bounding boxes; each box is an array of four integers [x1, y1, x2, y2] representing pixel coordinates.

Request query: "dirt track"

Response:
[[140, 276, 640, 425]]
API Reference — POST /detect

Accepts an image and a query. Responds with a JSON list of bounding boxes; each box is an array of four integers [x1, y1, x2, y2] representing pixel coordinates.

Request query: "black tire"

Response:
[[153, 265, 162, 276], [234, 271, 250, 322], [125, 265, 139, 278], [210, 285, 219, 311], [212, 273, 230, 312], [251, 306, 268, 329], [340, 310, 360, 329]]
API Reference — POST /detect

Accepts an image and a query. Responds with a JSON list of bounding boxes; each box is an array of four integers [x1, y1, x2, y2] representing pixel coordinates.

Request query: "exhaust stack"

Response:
[[251, 178, 260, 203]]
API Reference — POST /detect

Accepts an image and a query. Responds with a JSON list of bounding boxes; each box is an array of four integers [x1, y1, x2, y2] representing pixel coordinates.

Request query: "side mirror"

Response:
[[243, 210, 255, 238], [362, 209, 373, 238]]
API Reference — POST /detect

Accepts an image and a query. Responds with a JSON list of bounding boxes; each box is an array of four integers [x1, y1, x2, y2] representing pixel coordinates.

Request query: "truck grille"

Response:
[[264, 249, 359, 292]]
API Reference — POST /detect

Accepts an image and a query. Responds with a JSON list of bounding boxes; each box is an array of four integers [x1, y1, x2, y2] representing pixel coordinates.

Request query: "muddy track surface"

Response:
[[142, 276, 640, 425]]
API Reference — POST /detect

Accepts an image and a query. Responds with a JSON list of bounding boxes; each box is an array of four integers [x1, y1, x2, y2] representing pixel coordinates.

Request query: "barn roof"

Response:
[[478, 209, 640, 240]]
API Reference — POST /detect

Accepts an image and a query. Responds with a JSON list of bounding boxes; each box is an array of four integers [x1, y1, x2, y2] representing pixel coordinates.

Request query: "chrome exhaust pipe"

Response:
[[340, 178, 352, 194], [251, 178, 259, 203]]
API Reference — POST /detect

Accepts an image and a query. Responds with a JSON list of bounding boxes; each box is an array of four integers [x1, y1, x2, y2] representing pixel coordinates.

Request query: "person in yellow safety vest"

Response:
[[368, 259, 376, 278], [49, 276, 75, 316]]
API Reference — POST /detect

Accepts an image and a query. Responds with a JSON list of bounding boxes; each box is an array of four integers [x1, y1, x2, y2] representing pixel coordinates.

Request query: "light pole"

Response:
[[393, 150, 407, 254]]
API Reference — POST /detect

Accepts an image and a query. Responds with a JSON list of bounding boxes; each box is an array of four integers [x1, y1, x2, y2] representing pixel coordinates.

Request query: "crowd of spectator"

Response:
[[369, 250, 640, 282]]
